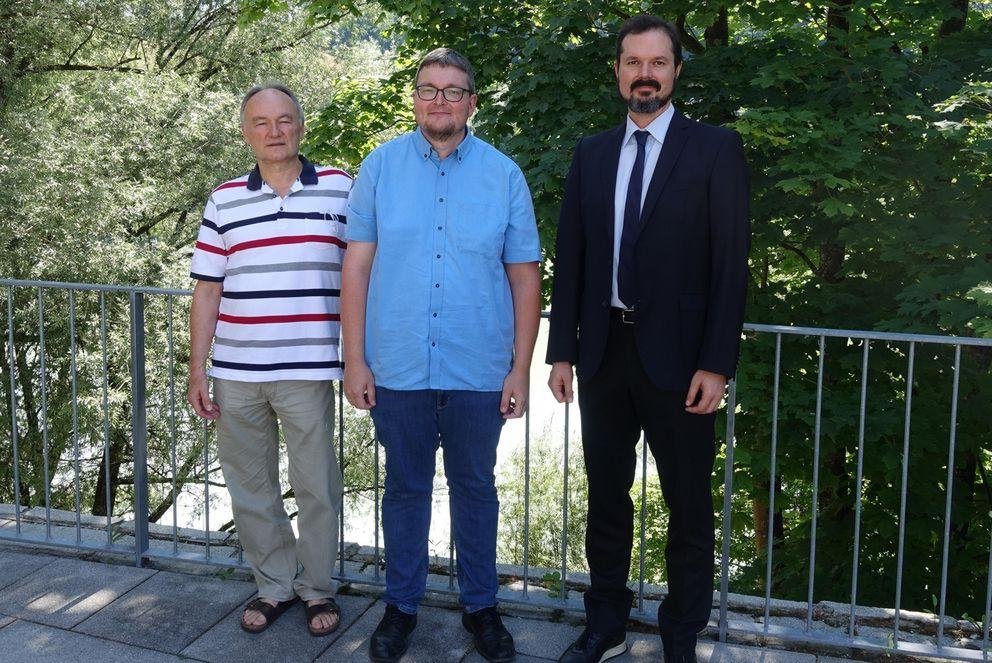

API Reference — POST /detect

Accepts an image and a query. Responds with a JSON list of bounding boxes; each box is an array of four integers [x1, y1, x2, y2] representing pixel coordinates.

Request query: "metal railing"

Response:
[[2, 278, 991, 661]]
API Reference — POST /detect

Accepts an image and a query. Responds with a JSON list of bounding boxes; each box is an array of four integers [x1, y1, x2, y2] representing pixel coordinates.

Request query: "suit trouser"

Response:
[[214, 378, 343, 601], [578, 316, 716, 641]]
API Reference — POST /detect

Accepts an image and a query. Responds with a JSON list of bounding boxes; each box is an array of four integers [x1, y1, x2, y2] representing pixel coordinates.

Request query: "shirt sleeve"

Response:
[[345, 151, 380, 243], [190, 196, 226, 282], [501, 165, 542, 264]]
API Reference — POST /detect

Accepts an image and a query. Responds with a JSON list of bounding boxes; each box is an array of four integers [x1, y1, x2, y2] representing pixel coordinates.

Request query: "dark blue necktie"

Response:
[[618, 129, 649, 309]]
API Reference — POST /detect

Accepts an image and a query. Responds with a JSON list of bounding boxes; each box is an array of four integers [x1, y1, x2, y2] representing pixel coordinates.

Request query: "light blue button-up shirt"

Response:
[[346, 128, 541, 391]]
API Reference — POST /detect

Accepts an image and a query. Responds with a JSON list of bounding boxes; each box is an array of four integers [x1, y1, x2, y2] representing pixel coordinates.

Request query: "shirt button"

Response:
[[435, 283, 440, 288], [439, 197, 444, 202], [437, 225, 443, 230], [436, 254, 441, 259], [441, 172, 445, 176], [431, 342, 436, 347], [432, 313, 438, 318]]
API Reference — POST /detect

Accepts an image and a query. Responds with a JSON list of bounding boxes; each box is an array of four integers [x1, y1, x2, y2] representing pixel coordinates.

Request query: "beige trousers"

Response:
[[213, 378, 342, 601]]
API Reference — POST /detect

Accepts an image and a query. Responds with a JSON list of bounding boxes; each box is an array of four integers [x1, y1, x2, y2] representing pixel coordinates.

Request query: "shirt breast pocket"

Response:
[[453, 202, 504, 259]]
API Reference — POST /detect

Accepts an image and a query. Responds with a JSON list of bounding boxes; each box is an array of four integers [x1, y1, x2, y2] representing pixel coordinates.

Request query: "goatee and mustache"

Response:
[[625, 78, 671, 114]]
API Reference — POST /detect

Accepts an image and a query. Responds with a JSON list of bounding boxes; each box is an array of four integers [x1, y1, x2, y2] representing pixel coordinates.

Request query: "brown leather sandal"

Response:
[[305, 598, 342, 637], [240, 597, 297, 634]]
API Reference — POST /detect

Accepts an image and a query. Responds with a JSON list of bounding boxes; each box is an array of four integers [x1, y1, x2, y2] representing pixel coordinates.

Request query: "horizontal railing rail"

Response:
[[2, 277, 991, 661]]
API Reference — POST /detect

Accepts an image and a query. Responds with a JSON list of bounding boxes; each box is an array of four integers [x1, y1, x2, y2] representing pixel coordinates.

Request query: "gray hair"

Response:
[[415, 48, 476, 93], [239, 82, 305, 126]]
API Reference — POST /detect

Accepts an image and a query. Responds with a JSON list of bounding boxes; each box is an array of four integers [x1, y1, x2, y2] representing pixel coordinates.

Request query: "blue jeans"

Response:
[[371, 387, 505, 614]]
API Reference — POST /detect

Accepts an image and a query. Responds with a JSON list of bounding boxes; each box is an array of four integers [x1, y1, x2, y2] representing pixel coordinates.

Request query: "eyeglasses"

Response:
[[414, 85, 472, 102]]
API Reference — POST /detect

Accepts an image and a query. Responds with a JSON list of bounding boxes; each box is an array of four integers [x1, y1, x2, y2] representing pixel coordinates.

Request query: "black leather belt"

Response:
[[610, 307, 637, 324]]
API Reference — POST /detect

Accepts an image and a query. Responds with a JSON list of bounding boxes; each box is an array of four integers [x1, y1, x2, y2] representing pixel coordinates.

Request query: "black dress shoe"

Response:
[[660, 630, 698, 663], [369, 604, 417, 662], [462, 607, 516, 662], [558, 628, 627, 662]]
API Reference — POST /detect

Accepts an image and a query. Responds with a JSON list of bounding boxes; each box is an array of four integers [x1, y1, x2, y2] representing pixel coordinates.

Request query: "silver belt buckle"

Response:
[[621, 308, 635, 325]]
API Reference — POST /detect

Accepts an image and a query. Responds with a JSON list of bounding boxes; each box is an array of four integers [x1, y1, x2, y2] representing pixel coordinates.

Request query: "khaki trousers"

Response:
[[214, 378, 342, 601]]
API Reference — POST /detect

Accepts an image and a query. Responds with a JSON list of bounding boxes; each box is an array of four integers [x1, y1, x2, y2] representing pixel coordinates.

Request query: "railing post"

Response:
[[719, 378, 738, 642], [130, 291, 149, 566]]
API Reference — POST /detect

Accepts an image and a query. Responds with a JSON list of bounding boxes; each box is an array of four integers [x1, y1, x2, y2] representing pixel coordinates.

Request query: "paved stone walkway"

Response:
[[0, 546, 871, 662]]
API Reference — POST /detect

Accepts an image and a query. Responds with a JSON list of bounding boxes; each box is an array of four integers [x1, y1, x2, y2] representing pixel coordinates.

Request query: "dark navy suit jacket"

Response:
[[546, 111, 751, 390]]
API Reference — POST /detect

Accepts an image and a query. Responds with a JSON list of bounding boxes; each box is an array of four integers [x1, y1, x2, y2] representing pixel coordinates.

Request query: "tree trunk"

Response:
[[938, 0, 968, 36], [91, 424, 128, 516], [704, 7, 729, 47]]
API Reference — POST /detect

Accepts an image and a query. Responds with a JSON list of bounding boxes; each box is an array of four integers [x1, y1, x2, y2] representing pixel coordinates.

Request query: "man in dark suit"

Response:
[[546, 14, 750, 663]]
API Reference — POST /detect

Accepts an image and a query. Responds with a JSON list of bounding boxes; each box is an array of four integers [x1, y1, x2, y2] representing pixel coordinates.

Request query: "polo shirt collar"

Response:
[[413, 126, 475, 163], [246, 154, 317, 191]]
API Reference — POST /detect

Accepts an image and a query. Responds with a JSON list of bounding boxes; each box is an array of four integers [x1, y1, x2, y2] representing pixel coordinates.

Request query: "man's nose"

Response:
[[638, 62, 653, 78]]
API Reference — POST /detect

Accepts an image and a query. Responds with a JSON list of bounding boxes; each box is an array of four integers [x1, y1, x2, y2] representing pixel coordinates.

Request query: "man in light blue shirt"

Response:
[[341, 47, 541, 663]]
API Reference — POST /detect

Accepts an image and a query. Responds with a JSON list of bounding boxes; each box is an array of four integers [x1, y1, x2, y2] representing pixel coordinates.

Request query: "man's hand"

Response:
[[344, 361, 376, 409], [501, 368, 529, 419], [547, 361, 574, 404], [684, 369, 727, 414], [187, 369, 220, 420]]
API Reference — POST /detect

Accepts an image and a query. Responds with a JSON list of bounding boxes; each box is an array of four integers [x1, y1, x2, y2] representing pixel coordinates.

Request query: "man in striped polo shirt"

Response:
[[187, 83, 349, 636]]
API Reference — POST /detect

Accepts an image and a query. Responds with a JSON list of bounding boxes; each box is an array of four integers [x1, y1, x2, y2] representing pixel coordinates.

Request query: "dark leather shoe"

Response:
[[558, 629, 627, 662], [660, 630, 698, 663], [369, 604, 417, 662], [462, 607, 516, 662]]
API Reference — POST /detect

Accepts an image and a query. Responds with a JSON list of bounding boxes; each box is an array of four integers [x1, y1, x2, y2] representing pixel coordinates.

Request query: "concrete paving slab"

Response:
[[0, 619, 187, 663], [817, 656, 871, 662], [317, 602, 474, 662], [0, 615, 14, 629], [0, 557, 154, 628], [181, 592, 376, 662], [503, 615, 583, 659], [74, 569, 256, 653], [700, 640, 817, 662], [0, 549, 58, 591]]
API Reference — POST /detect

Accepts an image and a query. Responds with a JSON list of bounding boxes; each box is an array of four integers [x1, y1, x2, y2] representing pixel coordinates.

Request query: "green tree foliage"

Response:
[[0, 0, 361, 532], [301, 0, 991, 616]]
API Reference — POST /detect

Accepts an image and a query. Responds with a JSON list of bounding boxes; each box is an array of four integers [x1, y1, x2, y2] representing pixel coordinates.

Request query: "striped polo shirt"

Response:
[[190, 156, 350, 382]]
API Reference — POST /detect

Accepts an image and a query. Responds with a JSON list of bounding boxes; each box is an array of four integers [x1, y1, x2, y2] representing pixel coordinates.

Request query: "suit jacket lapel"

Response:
[[635, 110, 690, 242], [602, 125, 625, 248]]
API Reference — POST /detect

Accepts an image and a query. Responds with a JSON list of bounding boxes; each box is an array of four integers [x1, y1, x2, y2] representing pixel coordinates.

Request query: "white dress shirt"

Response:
[[612, 103, 676, 308]]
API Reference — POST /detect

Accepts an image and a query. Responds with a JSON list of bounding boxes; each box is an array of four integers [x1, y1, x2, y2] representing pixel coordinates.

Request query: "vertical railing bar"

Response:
[[523, 406, 531, 598], [982, 522, 992, 657], [718, 378, 738, 643], [167, 295, 179, 556], [338, 384, 345, 577], [374, 429, 381, 580], [69, 290, 82, 544], [637, 433, 647, 613], [936, 345, 961, 647], [561, 401, 570, 604], [38, 287, 52, 539], [763, 333, 782, 631], [848, 339, 870, 637], [448, 525, 456, 590], [100, 292, 112, 545], [6, 287, 21, 533], [893, 341, 915, 637], [130, 291, 149, 567], [805, 335, 825, 631], [203, 419, 211, 558]]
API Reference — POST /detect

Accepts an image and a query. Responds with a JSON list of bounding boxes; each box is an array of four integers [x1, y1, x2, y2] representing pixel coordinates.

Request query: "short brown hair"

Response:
[[616, 14, 683, 68], [415, 48, 476, 93]]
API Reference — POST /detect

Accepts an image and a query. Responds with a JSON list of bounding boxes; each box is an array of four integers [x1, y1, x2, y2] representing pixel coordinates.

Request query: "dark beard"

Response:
[[421, 123, 457, 142], [628, 92, 670, 114]]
